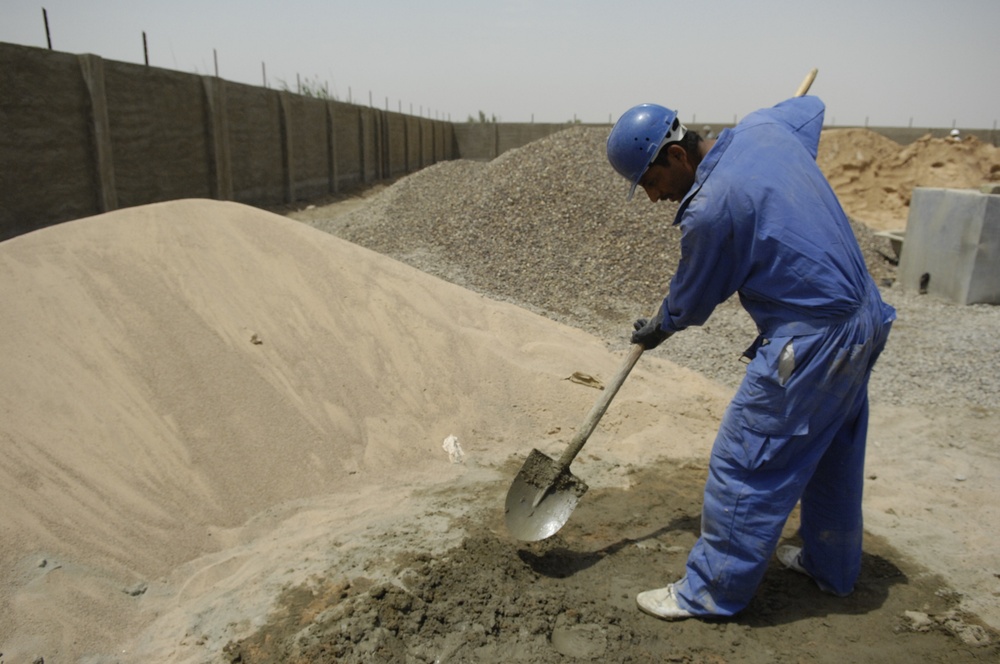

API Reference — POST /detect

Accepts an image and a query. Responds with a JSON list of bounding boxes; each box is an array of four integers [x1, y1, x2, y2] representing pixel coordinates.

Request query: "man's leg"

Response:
[[796, 389, 870, 596], [674, 417, 823, 615]]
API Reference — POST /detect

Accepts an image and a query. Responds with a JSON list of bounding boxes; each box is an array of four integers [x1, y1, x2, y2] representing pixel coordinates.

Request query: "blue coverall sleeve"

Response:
[[661, 193, 751, 334]]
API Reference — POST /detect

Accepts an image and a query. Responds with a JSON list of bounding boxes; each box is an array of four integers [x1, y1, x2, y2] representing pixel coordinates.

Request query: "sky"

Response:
[[3, 0, 999, 129]]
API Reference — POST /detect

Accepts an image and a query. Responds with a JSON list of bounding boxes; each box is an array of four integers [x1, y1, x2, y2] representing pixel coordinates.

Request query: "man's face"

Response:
[[637, 145, 696, 203]]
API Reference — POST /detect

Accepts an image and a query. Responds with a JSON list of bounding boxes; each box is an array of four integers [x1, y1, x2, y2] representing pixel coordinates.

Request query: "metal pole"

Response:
[[42, 8, 52, 49], [142, 31, 148, 65], [262, 62, 266, 87], [213, 49, 218, 77]]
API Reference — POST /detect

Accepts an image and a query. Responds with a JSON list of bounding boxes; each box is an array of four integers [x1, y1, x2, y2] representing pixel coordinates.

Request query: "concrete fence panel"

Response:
[[1, 45, 97, 237], [330, 101, 363, 192], [103, 58, 214, 208], [385, 112, 407, 179], [225, 80, 285, 206], [404, 116, 422, 171], [287, 94, 332, 201]]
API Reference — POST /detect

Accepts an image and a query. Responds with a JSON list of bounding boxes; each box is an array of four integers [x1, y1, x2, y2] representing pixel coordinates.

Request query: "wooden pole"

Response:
[[42, 8, 52, 49], [142, 31, 148, 65]]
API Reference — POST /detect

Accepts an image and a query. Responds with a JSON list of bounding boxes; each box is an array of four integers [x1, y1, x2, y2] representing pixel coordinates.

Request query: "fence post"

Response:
[[430, 121, 436, 165], [375, 109, 384, 181], [382, 111, 391, 180], [77, 54, 118, 212], [419, 120, 425, 169], [278, 91, 295, 203], [202, 76, 233, 200], [327, 102, 339, 194], [403, 115, 410, 173], [358, 108, 367, 185]]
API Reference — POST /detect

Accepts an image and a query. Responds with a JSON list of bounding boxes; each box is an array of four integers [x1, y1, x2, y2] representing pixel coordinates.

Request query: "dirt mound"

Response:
[[305, 127, 903, 350], [3, 199, 705, 661], [819, 129, 1000, 231], [223, 463, 995, 663]]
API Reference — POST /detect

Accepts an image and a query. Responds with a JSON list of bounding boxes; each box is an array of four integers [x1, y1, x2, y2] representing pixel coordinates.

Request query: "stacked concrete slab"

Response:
[[898, 187, 1000, 305]]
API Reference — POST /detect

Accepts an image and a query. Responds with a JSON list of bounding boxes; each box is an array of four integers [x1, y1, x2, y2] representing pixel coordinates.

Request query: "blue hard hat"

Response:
[[607, 103, 686, 200]]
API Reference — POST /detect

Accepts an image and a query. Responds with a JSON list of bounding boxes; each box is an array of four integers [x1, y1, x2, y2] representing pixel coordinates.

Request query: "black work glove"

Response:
[[631, 304, 673, 349]]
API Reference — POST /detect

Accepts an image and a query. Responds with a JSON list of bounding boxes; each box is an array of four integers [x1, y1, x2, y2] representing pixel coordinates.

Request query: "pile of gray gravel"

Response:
[[301, 126, 999, 410]]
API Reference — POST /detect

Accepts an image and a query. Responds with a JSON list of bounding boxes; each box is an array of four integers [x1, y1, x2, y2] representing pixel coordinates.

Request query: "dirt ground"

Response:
[[223, 155, 1000, 663], [223, 462, 996, 664], [1, 129, 999, 664]]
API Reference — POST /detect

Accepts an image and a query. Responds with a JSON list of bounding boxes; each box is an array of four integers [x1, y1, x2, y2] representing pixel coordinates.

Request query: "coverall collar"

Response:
[[672, 128, 731, 225]]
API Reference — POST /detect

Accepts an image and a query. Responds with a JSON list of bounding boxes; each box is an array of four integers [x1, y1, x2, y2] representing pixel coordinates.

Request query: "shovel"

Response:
[[504, 343, 644, 541]]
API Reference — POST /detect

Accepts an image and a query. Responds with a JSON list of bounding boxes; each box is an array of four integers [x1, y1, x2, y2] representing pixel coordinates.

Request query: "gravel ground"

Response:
[[295, 126, 1000, 411]]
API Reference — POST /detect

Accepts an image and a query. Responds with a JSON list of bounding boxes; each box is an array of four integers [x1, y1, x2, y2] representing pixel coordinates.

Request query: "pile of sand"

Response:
[[818, 129, 1000, 231], [0, 200, 725, 661]]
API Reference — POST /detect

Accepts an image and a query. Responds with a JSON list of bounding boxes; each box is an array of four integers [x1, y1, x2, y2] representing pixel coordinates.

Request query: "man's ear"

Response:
[[667, 143, 688, 165]]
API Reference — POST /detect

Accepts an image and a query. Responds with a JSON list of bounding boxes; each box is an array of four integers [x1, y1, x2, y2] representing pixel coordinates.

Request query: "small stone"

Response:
[[902, 610, 932, 632], [124, 582, 148, 597]]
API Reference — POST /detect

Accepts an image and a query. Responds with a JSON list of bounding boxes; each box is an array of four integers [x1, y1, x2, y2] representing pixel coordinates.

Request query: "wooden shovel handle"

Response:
[[557, 343, 645, 468], [795, 68, 818, 97]]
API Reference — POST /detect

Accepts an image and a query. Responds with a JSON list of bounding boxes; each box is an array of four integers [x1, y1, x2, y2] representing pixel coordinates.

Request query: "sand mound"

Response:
[[0, 199, 726, 661], [818, 129, 1000, 231]]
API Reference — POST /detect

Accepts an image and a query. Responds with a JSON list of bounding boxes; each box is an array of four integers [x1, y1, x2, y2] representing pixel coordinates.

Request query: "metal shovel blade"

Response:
[[504, 448, 589, 542]]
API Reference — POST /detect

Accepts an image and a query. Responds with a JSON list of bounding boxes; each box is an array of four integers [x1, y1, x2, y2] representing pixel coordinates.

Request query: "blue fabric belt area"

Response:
[[760, 284, 870, 338]]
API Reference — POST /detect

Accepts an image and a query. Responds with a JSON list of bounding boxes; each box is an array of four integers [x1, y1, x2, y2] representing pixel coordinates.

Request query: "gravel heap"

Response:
[[303, 126, 1000, 410]]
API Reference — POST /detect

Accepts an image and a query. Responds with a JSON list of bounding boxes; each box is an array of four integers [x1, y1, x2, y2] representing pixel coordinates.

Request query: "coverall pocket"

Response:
[[822, 342, 870, 400], [738, 337, 810, 437]]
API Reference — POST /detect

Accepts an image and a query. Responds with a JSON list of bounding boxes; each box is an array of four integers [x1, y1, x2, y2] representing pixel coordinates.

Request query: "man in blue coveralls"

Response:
[[606, 95, 896, 620]]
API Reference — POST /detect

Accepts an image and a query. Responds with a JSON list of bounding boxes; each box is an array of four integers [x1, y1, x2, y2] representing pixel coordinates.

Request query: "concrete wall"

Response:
[[0, 42, 454, 241], [4, 40, 996, 241], [453, 123, 588, 161]]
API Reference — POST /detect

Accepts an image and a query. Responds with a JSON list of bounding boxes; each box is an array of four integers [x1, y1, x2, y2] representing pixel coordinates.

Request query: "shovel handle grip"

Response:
[[795, 68, 818, 97], [558, 343, 645, 467]]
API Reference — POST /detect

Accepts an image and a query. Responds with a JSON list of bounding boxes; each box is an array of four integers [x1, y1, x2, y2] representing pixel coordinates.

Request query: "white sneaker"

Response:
[[636, 583, 694, 621], [776, 545, 810, 577]]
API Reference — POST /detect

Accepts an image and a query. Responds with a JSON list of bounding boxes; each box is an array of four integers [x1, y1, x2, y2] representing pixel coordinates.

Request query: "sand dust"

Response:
[[1, 142, 999, 662]]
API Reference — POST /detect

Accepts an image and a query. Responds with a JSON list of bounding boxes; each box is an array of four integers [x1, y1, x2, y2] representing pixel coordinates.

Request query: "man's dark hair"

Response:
[[652, 126, 702, 167]]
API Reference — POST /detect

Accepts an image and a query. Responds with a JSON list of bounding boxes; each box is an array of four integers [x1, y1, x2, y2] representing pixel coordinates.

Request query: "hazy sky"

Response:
[[4, 0, 998, 129]]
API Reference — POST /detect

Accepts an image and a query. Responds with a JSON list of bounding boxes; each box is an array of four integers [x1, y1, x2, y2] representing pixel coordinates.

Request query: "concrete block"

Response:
[[874, 229, 905, 260], [898, 187, 1000, 304]]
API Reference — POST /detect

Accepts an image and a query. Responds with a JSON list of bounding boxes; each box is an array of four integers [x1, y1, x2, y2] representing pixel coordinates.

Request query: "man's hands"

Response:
[[631, 304, 673, 349]]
